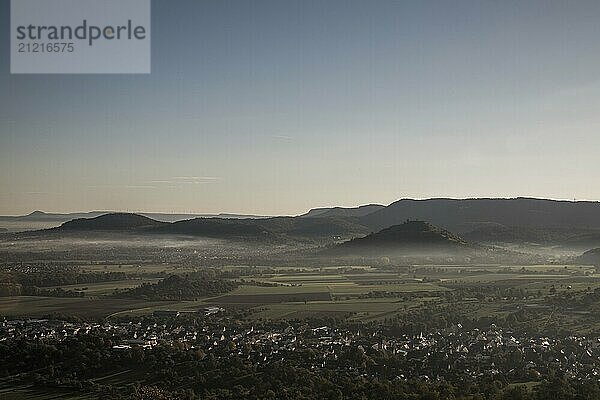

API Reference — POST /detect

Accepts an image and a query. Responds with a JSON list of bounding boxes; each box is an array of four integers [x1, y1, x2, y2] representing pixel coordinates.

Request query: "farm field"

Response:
[[0, 296, 177, 319], [2, 264, 600, 323], [0, 389, 97, 400], [250, 297, 436, 321], [44, 278, 160, 296], [79, 263, 188, 274]]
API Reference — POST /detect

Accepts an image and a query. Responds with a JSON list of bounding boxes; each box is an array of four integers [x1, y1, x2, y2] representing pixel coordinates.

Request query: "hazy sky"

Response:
[[1, 0, 600, 215]]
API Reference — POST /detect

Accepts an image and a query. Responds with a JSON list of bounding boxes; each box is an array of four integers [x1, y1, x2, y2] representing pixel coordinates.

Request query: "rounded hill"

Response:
[[59, 213, 164, 231], [331, 220, 469, 256]]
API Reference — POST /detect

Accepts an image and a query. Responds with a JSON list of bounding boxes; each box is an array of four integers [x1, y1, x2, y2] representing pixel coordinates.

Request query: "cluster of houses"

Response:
[[2, 317, 600, 381]]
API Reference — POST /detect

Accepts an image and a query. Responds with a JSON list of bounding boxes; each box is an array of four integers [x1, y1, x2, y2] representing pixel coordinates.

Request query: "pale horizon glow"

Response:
[[2, 0, 600, 215], [2, 196, 599, 218]]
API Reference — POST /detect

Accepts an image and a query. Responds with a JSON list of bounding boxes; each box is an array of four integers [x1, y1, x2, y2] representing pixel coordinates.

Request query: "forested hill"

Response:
[[32, 198, 600, 245], [59, 213, 165, 231], [49, 213, 370, 240], [358, 198, 600, 233], [330, 220, 470, 256]]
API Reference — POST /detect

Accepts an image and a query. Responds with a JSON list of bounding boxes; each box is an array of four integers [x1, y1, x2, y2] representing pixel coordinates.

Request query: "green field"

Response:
[[44, 278, 160, 295], [250, 296, 438, 321], [0, 296, 178, 319], [80, 263, 187, 274], [0, 390, 97, 400], [232, 285, 330, 294], [2, 264, 600, 322]]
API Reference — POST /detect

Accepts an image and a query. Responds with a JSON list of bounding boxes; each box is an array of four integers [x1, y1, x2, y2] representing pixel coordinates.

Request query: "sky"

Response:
[[1, 0, 600, 216]]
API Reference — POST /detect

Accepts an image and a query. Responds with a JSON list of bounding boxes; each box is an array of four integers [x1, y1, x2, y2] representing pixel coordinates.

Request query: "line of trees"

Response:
[[114, 274, 237, 301]]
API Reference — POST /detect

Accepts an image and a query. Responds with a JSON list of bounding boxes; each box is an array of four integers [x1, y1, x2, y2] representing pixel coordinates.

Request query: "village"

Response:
[[2, 315, 600, 383]]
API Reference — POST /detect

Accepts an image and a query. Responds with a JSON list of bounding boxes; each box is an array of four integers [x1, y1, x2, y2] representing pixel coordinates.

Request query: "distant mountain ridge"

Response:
[[1, 211, 109, 221], [7, 198, 600, 241], [359, 198, 600, 233], [301, 204, 385, 218], [49, 213, 371, 241], [0, 210, 269, 222], [0, 210, 270, 232]]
